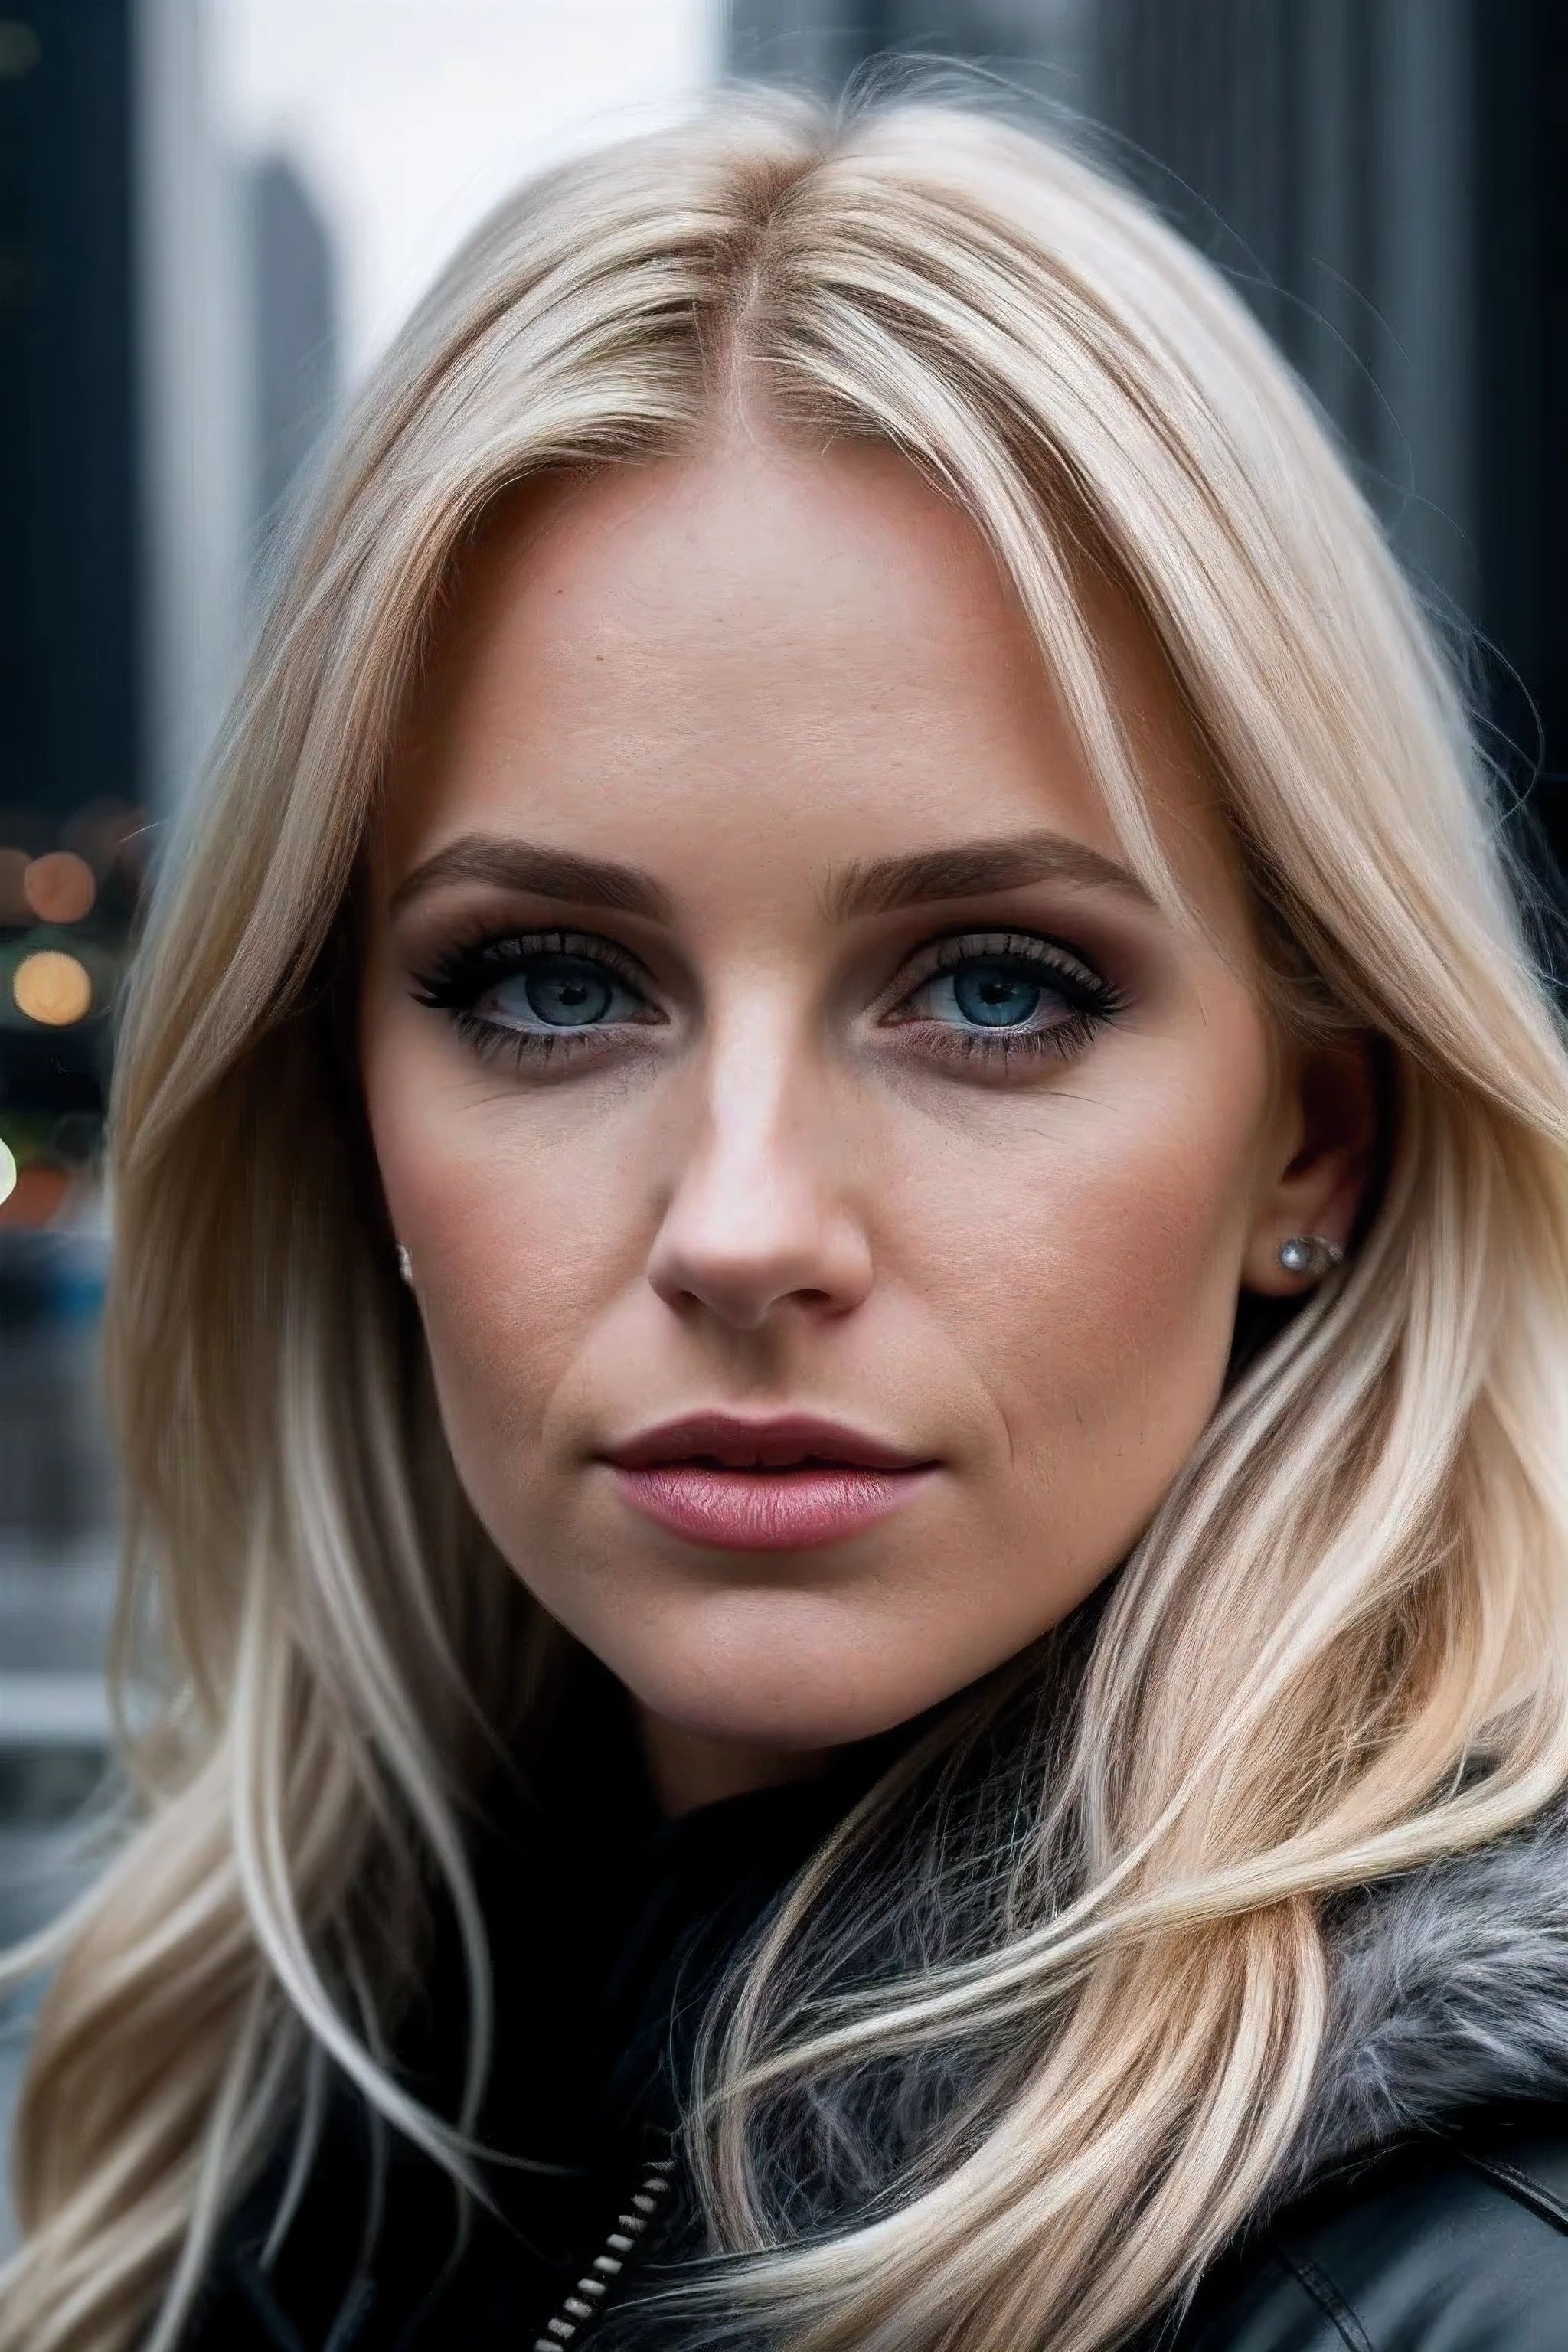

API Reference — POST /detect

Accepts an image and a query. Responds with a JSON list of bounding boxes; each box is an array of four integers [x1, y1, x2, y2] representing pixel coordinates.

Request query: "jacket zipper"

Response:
[[531, 2153, 677, 2350]]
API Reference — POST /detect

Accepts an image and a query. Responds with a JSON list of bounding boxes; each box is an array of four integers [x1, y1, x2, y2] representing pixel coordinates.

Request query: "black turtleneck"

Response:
[[181, 1657, 887, 2351]]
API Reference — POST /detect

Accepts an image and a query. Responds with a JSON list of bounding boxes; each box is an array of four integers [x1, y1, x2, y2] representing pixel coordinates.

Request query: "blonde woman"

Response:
[[6, 90, 1568, 2352]]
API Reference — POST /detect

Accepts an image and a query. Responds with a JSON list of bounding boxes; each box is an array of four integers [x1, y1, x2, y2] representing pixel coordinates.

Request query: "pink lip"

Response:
[[602, 1413, 936, 1553]]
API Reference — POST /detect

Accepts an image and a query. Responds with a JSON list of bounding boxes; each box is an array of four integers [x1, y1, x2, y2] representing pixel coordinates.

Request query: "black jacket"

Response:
[[1166, 2119, 1568, 2347], [180, 1692, 1568, 2351]]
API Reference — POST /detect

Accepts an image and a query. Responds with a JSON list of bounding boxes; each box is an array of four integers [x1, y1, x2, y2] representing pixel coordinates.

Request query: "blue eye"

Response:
[[480, 953, 638, 1031], [886, 931, 1122, 1068], [412, 928, 662, 1068], [949, 962, 1045, 1028], [912, 957, 1065, 1034]]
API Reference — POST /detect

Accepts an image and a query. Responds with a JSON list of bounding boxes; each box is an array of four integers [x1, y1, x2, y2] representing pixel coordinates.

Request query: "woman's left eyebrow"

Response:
[[825, 831, 1155, 920], [388, 835, 674, 921]]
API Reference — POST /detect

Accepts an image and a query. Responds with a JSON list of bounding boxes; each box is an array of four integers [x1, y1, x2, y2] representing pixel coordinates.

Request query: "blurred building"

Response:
[[0, 0, 138, 1161], [0, 0, 132, 1653], [730, 0, 1086, 93], [0, 8, 340, 1247], [248, 153, 340, 550], [0, 1, 129, 2209], [727, 0, 1568, 869], [1094, 0, 1567, 868]]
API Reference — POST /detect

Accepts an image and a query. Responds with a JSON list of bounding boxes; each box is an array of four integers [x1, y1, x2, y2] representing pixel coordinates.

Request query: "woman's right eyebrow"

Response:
[[388, 835, 674, 921]]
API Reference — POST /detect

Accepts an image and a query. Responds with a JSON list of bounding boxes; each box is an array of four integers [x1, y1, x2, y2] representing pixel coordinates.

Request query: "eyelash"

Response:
[[410, 929, 659, 1072], [885, 930, 1127, 1073], [410, 926, 1126, 1076]]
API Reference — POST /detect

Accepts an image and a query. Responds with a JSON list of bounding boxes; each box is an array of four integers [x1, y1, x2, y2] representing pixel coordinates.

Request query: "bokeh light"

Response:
[[0, 1137, 15, 1209], [0, 1161, 70, 1227], [13, 949, 93, 1027], [24, 849, 96, 923], [0, 21, 41, 81]]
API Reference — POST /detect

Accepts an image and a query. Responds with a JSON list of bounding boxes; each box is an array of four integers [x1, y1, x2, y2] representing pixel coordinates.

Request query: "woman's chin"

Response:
[[601, 1620, 965, 1762]]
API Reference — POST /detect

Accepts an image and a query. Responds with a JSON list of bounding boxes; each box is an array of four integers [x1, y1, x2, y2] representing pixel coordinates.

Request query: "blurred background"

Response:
[[2, 0, 1564, 2238]]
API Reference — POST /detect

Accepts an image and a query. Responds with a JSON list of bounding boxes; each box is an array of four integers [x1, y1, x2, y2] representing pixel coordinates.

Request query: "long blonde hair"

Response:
[[6, 89, 1568, 2352]]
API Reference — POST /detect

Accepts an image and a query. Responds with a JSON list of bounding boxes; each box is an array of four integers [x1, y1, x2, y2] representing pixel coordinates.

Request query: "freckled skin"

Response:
[[360, 440, 1369, 1814]]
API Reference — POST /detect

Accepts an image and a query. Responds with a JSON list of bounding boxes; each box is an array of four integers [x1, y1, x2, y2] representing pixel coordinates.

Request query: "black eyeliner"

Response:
[[889, 927, 1127, 1018], [410, 926, 652, 1013]]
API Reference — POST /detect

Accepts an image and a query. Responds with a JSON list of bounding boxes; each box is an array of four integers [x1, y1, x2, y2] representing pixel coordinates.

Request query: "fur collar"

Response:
[[1279, 1800, 1568, 2194]]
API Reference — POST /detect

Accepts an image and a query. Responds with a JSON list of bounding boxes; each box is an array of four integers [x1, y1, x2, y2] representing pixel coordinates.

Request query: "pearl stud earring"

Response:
[[1277, 1234, 1344, 1281], [396, 1244, 413, 1285]]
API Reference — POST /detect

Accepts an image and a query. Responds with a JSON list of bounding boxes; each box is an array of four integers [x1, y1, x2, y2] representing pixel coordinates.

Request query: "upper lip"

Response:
[[601, 1412, 933, 1472]]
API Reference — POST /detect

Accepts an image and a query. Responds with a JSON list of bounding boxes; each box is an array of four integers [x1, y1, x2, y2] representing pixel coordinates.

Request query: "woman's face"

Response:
[[362, 439, 1361, 1810]]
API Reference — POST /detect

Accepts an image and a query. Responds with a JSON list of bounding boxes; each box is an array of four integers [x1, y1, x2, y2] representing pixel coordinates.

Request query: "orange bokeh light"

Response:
[[13, 949, 93, 1026], [24, 849, 96, 923], [0, 1163, 70, 1228]]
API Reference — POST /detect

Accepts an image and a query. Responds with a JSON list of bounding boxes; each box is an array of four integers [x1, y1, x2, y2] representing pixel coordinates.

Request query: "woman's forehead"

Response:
[[378, 442, 1243, 941]]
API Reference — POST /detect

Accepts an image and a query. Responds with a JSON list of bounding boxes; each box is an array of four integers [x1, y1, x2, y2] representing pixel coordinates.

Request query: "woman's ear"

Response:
[[1242, 1038, 1380, 1295]]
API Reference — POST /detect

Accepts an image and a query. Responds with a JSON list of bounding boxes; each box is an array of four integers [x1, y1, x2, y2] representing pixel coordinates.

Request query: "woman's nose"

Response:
[[645, 1040, 873, 1332]]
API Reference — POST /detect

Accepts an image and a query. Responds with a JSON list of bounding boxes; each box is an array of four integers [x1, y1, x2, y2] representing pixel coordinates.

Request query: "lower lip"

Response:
[[608, 1463, 931, 1551]]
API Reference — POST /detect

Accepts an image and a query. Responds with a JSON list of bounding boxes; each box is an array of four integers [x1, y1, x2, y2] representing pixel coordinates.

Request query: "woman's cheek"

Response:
[[371, 1068, 653, 1455], [907, 1047, 1266, 1524], [421, 1158, 641, 1406]]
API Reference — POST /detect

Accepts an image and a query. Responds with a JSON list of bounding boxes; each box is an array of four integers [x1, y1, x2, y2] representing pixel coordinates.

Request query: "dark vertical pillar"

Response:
[[0, 1, 139, 838], [1473, 0, 1568, 845], [1096, 2, 1357, 427], [0, 2, 138, 1132]]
